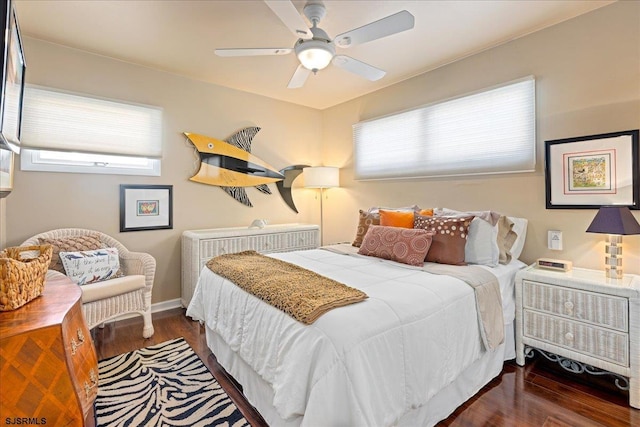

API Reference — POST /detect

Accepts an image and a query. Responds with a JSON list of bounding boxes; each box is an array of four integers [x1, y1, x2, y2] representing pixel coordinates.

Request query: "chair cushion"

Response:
[[80, 275, 145, 303]]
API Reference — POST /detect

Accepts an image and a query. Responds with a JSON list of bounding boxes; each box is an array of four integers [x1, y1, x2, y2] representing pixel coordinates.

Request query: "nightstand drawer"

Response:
[[248, 233, 283, 253], [523, 280, 628, 332], [523, 309, 629, 367], [286, 230, 318, 249], [200, 237, 248, 258]]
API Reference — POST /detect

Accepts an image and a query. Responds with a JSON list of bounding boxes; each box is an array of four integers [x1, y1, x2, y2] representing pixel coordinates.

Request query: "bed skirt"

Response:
[[205, 321, 514, 427]]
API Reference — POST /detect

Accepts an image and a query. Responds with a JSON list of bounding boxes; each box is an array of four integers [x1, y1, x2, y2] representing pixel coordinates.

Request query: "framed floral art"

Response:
[[545, 130, 639, 209]]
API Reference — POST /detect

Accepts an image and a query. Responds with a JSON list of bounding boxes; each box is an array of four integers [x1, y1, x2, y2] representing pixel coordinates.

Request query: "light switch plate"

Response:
[[548, 230, 563, 250]]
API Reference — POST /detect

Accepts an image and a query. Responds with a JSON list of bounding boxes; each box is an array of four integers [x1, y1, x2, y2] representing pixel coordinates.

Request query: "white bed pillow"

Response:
[[367, 205, 421, 214], [434, 208, 499, 267], [465, 217, 500, 267], [435, 208, 529, 263]]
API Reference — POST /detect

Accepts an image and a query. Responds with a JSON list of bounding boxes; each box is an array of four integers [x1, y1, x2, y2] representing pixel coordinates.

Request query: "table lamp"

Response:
[[586, 206, 640, 279], [303, 166, 339, 246]]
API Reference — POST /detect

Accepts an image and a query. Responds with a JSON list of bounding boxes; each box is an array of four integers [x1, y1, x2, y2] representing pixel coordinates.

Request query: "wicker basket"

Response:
[[0, 244, 53, 311]]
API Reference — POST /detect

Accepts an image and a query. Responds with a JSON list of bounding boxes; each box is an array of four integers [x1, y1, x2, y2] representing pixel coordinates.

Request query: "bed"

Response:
[[187, 237, 527, 426]]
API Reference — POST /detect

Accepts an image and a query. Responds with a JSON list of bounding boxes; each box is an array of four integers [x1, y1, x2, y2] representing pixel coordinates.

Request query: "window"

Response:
[[21, 150, 160, 175], [20, 86, 162, 176], [353, 77, 536, 180]]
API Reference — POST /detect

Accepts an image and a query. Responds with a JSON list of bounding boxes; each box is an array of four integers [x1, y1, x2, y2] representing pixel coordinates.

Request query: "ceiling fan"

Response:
[[215, 0, 415, 88]]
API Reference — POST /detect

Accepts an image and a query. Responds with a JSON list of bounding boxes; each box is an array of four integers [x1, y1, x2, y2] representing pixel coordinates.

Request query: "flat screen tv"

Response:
[[0, 0, 25, 154]]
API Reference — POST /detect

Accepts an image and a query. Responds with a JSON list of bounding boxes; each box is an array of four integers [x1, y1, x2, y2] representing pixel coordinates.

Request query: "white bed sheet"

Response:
[[187, 248, 525, 426], [327, 243, 525, 327], [205, 325, 507, 427]]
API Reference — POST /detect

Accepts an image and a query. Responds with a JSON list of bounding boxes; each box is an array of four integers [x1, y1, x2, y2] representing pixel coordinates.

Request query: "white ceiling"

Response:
[[14, 0, 614, 110]]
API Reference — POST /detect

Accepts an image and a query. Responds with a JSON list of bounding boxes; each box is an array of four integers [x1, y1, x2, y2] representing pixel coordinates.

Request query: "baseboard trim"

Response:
[[150, 298, 183, 314], [105, 298, 183, 324]]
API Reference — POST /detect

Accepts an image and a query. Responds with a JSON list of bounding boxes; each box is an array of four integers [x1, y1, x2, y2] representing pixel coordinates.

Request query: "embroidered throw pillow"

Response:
[[414, 215, 473, 265], [352, 210, 380, 247], [358, 225, 434, 266], [59, 247, 122, 285], [39, 234, 103, 273]]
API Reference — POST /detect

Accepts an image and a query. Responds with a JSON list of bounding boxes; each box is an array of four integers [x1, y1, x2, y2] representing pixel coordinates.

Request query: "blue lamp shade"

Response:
[[586, 206, 640, 235]]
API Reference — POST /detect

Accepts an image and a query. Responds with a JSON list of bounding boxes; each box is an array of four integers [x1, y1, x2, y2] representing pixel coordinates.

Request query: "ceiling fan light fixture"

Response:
[[295, 39, 335, 71], [221, 1, 414, 88]]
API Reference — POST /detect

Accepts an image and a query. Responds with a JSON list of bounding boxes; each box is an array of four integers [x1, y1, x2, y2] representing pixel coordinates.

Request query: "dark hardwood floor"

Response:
[[92, 308, 639, 426]]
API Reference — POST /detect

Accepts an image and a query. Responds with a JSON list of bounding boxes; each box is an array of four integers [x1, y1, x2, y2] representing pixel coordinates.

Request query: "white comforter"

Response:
[[187, 248, 506, 426]]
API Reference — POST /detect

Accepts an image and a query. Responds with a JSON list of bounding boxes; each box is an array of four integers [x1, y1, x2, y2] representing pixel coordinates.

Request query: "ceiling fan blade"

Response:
[[215, 48, 292, 57], [287, 64, 311, 89], [264, 0, 313, 40], [334, 10, 415, 48], [332, 55, 385, 81]]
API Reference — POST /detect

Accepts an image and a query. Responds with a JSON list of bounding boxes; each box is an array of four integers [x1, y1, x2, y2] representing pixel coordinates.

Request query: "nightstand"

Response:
[[515, 265, 640, 409]]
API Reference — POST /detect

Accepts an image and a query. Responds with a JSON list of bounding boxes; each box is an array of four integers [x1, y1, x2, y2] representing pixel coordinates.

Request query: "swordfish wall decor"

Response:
[[184, 127, 307, 212]]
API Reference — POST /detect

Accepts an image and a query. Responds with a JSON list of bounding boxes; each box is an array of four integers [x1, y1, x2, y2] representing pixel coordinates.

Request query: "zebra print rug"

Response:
[[95, 337, 249, 427]]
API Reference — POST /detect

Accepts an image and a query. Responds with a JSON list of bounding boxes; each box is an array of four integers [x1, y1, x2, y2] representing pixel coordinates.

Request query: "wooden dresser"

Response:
[[182, 223, 320, 307], [0, 275, 98, 426]]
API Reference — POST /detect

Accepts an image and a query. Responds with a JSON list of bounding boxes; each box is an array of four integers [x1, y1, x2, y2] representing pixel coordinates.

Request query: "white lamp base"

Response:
[[605, 235, 623, 279]]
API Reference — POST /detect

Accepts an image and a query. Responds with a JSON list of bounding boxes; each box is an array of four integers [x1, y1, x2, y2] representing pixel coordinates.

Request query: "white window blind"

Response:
[[353, 77, 536, 180], [20, 86, 162, 158]]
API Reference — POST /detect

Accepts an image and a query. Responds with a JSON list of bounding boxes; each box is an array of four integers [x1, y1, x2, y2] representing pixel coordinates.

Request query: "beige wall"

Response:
[[3, 39, 323, 303], [2, 1, 639, 306], [320, 1, 640, 274]]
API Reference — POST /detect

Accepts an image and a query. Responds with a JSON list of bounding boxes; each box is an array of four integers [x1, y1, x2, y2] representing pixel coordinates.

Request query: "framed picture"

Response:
[[545, 129, 639, 209], [0, 0, 26, 153], [120, 184, 173, 232], [0, 147, 13, 197]]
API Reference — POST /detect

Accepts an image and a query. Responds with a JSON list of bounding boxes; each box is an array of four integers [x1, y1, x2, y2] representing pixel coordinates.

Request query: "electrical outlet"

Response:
[[548, 230, 563, 251]]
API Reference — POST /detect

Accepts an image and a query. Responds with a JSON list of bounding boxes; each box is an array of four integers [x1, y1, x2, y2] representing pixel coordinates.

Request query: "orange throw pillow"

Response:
[[379, 209, 415, 228]]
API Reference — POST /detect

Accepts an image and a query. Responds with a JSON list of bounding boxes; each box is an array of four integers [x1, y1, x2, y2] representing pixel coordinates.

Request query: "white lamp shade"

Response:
[[303, 166, 339, 188]]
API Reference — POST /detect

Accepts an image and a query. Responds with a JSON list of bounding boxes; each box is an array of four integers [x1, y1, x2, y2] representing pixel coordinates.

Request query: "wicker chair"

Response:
[[22, 228, 155, 338]]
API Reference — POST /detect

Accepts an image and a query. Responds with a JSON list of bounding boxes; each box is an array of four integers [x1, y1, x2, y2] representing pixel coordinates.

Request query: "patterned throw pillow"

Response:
[[358, 225, 434, 266], [352, 210, 380, 247], [39, 234, 103, 273], [59, 247, 121, 285], [414, 215, 474, 265]]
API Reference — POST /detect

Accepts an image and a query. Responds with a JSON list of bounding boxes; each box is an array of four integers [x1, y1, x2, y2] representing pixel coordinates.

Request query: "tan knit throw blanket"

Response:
[[206, 251, 368, 324]]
